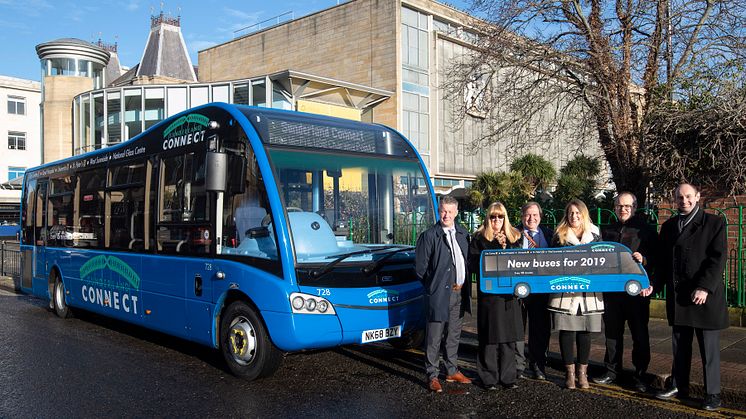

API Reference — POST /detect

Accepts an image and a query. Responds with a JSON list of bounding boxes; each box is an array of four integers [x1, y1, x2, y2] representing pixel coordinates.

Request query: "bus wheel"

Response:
[[625, 280, 642, 296], [514, 282, 531, 299], [220, 301, 283, 381], [389, 329, 424, 350], [52, 275, 72, 319]]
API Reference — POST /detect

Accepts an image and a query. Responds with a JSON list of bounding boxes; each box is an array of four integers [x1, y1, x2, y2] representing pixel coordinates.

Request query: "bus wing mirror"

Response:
[[206, 152, 228, 192]]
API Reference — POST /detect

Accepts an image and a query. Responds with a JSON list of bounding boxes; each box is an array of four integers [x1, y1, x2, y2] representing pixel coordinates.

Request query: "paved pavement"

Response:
[[3, 275, 745, 403], [459, 284, 746, 404]]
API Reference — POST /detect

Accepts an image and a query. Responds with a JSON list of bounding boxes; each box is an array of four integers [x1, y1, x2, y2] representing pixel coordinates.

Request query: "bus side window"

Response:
[[47, 185, 74, 248], [107, 162, 146, 251], [157, 152, 212, 256], [78, 168, 106, 249], [220, 151, 278, 260]]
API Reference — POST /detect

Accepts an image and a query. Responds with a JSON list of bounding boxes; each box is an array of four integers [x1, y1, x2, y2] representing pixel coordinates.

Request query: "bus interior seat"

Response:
[[129, 211, 144, 249], [235, 205, 267, 237], [233, 206, 270, 257]]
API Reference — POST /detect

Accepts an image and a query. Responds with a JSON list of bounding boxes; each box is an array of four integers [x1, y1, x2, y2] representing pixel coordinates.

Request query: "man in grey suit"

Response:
[[415, 196, 472, 392]]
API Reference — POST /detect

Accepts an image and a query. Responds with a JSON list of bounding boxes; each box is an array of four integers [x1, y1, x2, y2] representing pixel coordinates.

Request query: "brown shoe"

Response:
[[445, 371, 472, 384], [577, 364, 589, 389], [429, 378, 443, 393], [565, 364, 576, 389]]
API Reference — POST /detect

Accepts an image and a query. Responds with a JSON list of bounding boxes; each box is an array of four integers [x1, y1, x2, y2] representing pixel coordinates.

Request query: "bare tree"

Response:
[[445, 0, 746, 201], [645, 81, 746, 195]]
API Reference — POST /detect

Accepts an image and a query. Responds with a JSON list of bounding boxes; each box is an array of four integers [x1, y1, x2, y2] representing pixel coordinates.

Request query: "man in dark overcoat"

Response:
[[415, 196, 472, 392], [515, 201, 554, 380], [655, 183, 728, 411], [594, 192, 657, 391]]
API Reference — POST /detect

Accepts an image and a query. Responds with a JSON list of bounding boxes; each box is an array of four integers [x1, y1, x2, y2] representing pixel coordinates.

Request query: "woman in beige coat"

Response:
[[549, 199, 604, 389]]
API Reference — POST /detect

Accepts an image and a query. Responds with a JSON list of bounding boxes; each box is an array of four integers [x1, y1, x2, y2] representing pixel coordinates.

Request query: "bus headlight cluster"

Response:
[[289, 293, 335, 315]]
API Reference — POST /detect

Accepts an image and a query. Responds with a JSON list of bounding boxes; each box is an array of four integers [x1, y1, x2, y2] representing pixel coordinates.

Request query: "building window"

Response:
[[7, 96, 26, 115], [402, 92, 429, 153], [8, 167, 25, 180], [8, 131, 26, 150]]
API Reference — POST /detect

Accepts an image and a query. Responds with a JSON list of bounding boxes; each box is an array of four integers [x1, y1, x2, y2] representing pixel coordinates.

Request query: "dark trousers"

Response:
[[671, 325, 721, 395], [425, 290, 464, 380], [602, 294, 651, 378], [522, 293, 551, 371], [478, 342, 517, 386], [559, 331, 591, 365]]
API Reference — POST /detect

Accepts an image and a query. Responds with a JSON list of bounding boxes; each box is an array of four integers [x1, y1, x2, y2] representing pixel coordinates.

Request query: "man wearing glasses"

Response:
[[515, 202, 554, 380], [593, 192, 657, 392]]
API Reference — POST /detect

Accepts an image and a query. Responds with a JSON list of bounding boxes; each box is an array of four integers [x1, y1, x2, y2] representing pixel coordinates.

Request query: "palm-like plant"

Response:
[[510, 154, 556, 198], [467, 171, 531, 215]]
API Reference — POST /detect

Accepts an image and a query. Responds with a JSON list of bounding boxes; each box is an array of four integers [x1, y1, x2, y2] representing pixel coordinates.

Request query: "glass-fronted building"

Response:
[[72, 71, 390, 155]]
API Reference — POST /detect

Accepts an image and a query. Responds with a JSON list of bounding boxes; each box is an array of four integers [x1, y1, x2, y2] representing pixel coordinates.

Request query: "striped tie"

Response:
[[525, 230, 537, 248]]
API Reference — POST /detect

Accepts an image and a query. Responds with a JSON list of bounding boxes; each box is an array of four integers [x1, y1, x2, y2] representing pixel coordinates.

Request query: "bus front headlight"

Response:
[[289, 292, 336, 315], [291, 296, 305, 310]]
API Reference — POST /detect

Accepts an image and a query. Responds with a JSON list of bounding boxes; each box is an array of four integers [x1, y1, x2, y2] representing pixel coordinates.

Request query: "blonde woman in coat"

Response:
[[549, 199, 604, 389]]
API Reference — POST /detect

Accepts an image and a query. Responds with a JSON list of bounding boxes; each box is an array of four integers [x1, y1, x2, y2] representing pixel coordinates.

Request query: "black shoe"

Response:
[[592, 372, 615, 385], [702, 394, 721, 411], [656, 387, 679, 400], [532, 366, 546, 380], [485, 384, 499, 391], [517, 371, 528, 380], [503, 383, 518, 390], [632, 375, 647, 393]]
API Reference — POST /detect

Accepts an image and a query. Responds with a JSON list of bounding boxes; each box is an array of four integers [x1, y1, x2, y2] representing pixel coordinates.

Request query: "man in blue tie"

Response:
[[515, 202, 554, 380], [415, 196, 472, 392]]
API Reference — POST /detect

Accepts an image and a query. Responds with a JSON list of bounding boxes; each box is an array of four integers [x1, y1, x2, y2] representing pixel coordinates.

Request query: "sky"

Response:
[[0, 0, 473, 81]]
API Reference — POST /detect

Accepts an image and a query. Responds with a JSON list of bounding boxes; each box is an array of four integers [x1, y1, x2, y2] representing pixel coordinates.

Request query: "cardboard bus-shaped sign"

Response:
[[479, 242, 650, 298]]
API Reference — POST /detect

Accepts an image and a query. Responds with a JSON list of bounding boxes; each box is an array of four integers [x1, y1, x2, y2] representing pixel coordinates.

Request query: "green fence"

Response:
[[456, 206, 746, 308]]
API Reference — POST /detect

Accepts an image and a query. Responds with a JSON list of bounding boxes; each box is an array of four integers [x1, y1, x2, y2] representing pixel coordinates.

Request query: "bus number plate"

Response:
[[361, 325, 401, 344]]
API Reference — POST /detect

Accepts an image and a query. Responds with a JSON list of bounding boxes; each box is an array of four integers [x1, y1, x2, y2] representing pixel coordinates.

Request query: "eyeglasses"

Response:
[[615, 204, 634, 210], [489, 214, 505, 221]]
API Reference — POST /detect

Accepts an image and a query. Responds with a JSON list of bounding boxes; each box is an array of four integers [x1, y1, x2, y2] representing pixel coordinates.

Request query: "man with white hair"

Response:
[[593, 192, 657, 392]]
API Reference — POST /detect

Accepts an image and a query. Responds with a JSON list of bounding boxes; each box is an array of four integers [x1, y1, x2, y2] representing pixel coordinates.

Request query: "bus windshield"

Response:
[[266, 147, 434, 263]]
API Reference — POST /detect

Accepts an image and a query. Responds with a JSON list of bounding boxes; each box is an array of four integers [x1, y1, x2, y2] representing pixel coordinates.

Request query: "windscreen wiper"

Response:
[[361, 245, 416, 275], [309, 246, 402, 279], [310, 249, 373, 279]]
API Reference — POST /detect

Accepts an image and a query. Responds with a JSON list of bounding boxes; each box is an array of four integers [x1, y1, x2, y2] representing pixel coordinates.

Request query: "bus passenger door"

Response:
[[33, 181, 49, 291]]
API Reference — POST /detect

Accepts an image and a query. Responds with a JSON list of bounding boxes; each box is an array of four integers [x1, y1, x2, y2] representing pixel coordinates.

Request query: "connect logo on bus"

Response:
[[161, 113, 210, 151], [80, 255, 141, 289], [590, 244, 616, 252], [549, 276, 591, 291], [79, 256, 141, 315], [367, 289, 400, 304]]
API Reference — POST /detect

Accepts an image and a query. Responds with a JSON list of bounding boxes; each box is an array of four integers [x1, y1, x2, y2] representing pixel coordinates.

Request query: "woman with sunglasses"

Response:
[[468, 202, 524, 390], [549, 199, 604, 389]]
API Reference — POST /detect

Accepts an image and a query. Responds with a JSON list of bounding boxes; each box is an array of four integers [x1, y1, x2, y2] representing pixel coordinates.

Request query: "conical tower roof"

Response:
[[135, 12, 197, 82]]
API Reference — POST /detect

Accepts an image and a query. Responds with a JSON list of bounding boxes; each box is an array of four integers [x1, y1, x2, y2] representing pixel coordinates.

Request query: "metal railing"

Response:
[[1, 240, 20, 278], [457, 206, 746, 308]]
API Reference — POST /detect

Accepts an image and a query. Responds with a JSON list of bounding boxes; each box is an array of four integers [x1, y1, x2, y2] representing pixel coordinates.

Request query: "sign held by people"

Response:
[[480, 242, 649, 298]]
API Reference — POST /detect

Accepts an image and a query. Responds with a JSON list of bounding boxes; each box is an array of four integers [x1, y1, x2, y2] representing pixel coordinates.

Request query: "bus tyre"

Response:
[[514, 282, 531, 299], [625, 280, 642, 296], [389, 328, 424, 350], [220, 301, 282, 381], [52, 275, 72, 319]]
